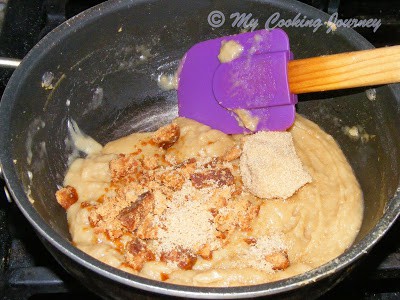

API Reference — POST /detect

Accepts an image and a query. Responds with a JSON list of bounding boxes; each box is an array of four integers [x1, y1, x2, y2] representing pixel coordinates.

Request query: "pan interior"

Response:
[[4, 0, 400, 287]]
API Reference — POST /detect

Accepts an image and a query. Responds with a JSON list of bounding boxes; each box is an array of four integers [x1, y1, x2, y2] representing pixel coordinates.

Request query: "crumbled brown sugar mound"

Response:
[[240, 131, 312, 199]]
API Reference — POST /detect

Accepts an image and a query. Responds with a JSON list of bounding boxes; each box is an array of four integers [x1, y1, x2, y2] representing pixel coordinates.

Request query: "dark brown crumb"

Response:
[[117, 192, 155, 231], [160, 248, 197, 270], [56, 185, 78, 209], [160, 272, 170, 281], [152, 123, 180, 149], [125, 238, 155, 271], [244, 237, 257, 245], [190, 168, 234, 189]]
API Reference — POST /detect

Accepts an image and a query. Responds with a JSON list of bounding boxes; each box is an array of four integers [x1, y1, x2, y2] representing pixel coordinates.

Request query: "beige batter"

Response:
[[218, 40, 244, 63], [62, 115, 363, 287]]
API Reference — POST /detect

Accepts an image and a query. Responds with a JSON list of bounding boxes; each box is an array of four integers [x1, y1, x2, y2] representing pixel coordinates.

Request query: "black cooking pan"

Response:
[[0, 0, 400, 299]]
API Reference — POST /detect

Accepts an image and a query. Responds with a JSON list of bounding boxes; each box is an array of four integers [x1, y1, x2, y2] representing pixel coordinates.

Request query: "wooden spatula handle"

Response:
[[288, 45, 400, 94]]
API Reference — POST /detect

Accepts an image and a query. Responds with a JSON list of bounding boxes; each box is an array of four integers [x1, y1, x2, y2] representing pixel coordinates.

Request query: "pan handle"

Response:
[[0, 57, 21, 68]]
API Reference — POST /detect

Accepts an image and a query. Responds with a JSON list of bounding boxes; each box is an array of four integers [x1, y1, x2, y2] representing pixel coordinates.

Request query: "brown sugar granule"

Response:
[[88, 214, 99, 227], [159, 170, 185, 191], [152, 123, 180, 149], [117, 191, 154, 231], [125, 238, 155, 271], [244, 237, 257, 245], [80, 201, 92, 209], [160, 248, 197, 270], [109, 154, 141, 180], [160, 273, 170, 281], [131, 148, 142, 156], [197, 243, 213, 260], [215, 231, 227, 240], [56, 185, 78, 209], [142, 156, 159, 170], [240, 131, 312, 199], [265, 251, 290, 270], [190, 168, 234, 189]]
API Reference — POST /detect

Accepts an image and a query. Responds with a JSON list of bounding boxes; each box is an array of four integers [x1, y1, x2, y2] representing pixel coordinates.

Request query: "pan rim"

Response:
[[1, 0, 400, 298]]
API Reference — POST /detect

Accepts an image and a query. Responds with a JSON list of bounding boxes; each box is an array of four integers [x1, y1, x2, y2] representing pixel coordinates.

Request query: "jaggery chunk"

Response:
[[125, 238, 155, 271], [152, 123, 180, 149], [56, 185, 78, 209], [160, 248, 197, 270], [117, 192, 154, 231], [190, 168, 234, 189]]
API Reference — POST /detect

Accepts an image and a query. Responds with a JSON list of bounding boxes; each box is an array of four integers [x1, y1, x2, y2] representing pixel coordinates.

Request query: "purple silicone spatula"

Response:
[[177, 29, 400, 134], [178, 29, 295, 134]]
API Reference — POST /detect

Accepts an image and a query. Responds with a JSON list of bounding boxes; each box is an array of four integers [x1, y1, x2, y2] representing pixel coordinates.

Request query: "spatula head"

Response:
[[177, 29, 297, 134]]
